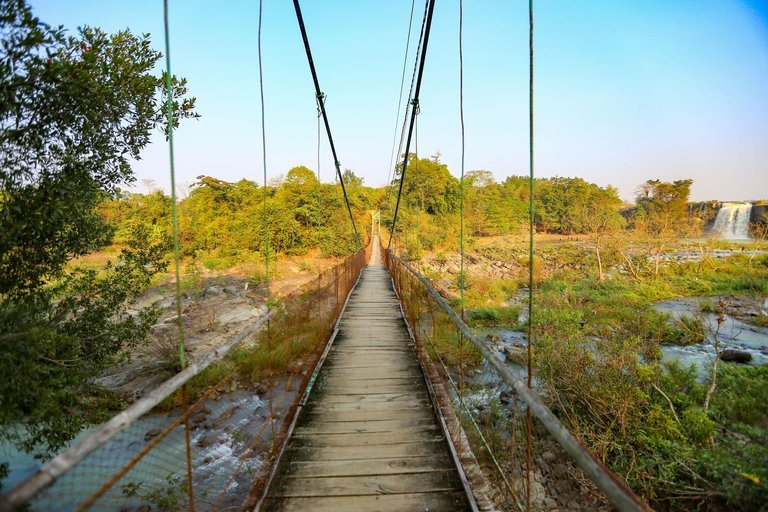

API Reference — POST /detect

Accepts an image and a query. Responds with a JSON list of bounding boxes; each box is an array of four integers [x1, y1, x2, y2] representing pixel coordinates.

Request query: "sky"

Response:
[[28, 0, 768, 202]]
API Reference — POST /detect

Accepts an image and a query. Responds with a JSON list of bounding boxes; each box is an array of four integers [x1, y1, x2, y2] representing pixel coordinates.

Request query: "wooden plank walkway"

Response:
[[261, 244, 472, 511]]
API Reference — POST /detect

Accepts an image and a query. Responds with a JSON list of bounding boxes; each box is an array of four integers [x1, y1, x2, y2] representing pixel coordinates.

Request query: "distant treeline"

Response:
[[99, 155, 704, 262]]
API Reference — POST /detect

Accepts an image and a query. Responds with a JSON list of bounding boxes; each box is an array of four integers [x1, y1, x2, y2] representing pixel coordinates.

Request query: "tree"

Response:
[[632, 179, 695, 277], [464, 170, 498, 236], [398, 153, 459, 216], [749, 212, 768, 268], [0, 0, 196, 470], [635, 179, 692, 220], [341, 168, 363, 188], [572, 192, 625, 281]]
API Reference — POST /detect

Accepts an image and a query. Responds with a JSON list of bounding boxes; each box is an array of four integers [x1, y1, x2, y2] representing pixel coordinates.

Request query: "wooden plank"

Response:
[[288, 430, 444, 447], [293, 418, 438, 435], [302, 399, 430, 413], [308, 394, 429, 406], [269, 470, 462, 497], [320, 369, 423, 387], [317, 368, 420, 379], [318, 387, 427, 397], [303, 408, 436, 423], [309, 383, 427, 396], [261, 492, 470, 512], [283, 440, 451, 461], [320, 379, 423, 389], [280, 455, 454, 478], [262, 258, 470, 511]]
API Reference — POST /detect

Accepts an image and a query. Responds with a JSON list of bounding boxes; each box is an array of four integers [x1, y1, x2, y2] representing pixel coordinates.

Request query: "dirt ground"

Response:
[[97, 250, 342, 401]]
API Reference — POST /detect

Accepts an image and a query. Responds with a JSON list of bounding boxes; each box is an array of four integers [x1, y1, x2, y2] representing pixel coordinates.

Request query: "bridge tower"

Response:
[[370, 210, 381, 237]]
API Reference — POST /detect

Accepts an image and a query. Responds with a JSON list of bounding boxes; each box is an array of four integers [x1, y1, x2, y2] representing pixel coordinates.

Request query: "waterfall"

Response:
[[712, 202, 752, 240]]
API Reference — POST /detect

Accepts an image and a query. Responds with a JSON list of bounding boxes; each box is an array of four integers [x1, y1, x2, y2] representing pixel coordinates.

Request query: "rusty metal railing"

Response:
[[385, 247, 651, 512], [1, 248, 367, 512]]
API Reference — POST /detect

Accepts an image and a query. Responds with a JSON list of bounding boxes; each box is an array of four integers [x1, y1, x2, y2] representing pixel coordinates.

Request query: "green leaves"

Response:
[[0, 0, 194, 462], [0, 226, 169, 457]]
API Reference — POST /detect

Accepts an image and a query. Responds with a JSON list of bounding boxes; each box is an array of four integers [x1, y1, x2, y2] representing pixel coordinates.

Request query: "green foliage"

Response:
[[465, 306, 520, 327], [100, 172, 372, 263], [535, 177, 622, 235], [0, 226, 170, 456], [680, 407, 715, 446], [122, 474, 191, 511], [179, 262, 204, 299], [398, 153, 460, 216], [0, 1, 194, 463], [671, 314, 706, 345], [635, 179, 693, 222], [526, 250, 768, 508], [709, 366, 768, 428]]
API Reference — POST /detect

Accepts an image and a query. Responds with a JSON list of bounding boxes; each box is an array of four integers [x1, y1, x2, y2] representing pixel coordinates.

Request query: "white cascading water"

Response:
[[712, 202, 752, 239]]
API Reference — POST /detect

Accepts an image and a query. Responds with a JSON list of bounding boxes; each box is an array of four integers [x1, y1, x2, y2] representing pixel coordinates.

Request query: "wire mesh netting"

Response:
[[385, 247, 648, 512], [6, 248, 367, 512]]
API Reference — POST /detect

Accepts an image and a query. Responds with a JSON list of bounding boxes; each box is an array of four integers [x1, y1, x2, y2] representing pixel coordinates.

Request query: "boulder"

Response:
[[720, 349, 752, 363], [224, 285, 241, 295], [205, 286, 224, 297]]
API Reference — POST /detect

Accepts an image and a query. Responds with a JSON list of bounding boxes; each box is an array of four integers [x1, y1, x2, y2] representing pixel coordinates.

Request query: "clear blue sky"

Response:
[[29, 0, 768, 202]]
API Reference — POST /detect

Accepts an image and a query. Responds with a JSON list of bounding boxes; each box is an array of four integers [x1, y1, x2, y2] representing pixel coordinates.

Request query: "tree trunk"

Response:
[[595, 240, 604, 282], [619, 250, 640, 280]]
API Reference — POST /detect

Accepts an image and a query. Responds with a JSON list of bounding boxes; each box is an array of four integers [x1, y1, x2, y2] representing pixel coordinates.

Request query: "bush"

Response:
[[681, 407, 715, 446], [672, 314, 706, 345], [465, 306, 521, 327], [710, 366, 768, 427]]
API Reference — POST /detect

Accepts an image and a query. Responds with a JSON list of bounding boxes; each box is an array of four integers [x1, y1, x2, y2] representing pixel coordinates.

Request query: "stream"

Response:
[[2, 389, 275, 511], [470, 297, 768, 388], [654, 298, 768, 376]]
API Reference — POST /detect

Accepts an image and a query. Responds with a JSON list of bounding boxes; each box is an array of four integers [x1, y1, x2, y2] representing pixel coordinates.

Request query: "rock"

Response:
[[191, 412, 207, 425], [224, 285, 241, 295], [542, 451, 556, 462], [196, 435, 211, 448], [205, 286, 224, 297], [503, 345, 526, 363], [151, 323, 173, 336], [144, 428, 161, 441], [720, 349, 752, 363], [135, 506, 151, 512], [164, 314, 185, 325], [544, 497, 558, 510]]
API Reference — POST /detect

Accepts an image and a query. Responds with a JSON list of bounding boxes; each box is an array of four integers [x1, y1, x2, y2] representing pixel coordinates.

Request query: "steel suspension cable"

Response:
[[292, 0, 362, 249], [385, 0, 417, 195], [388, 0, 437, 250], [386, 0, 431, 210], [258, 0, 269, 295]]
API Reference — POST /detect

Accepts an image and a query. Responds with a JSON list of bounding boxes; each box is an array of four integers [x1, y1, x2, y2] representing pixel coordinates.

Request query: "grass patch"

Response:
[[465, 306, 521, 327]]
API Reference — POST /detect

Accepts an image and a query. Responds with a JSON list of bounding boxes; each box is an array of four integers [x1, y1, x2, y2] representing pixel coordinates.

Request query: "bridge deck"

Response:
[[261, 246, 471, 511]]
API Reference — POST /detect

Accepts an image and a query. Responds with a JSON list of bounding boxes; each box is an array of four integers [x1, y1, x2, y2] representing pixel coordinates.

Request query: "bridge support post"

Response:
[[370, 210, 380, 239]]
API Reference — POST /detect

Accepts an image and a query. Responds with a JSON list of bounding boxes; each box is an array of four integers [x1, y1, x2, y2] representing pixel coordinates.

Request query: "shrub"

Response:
[[465, 306, 521, 327]]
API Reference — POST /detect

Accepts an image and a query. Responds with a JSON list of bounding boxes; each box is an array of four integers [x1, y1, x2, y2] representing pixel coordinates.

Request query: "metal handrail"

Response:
[[0, 309, 276, 512], [385, 249, 652, 512]]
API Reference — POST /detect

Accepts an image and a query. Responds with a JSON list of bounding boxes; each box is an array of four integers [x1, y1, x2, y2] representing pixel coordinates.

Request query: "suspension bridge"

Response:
[[0, 0, 655, 511], [259, 240, 473, 511]]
